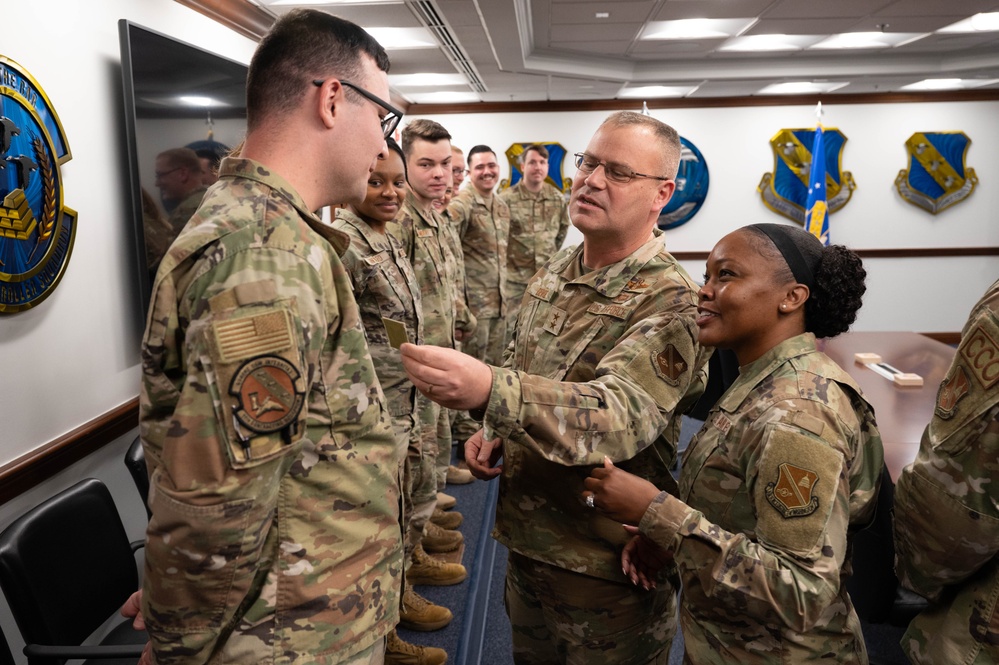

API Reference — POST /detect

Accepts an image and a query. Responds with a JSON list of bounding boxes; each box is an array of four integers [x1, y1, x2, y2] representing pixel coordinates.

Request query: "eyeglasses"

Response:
[[573, 153, 671, 184], [452, 167, 468, 176], [153, 167, 181, 180], [312, 79, 403, 139]]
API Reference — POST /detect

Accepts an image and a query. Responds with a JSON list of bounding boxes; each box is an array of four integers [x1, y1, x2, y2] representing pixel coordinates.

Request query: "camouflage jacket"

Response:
[[167, 185, 208, 234], [140, 157, 402, 665], [499, 181, 569, 289], [333, 208, 423, 418], [486, 229, 708, 581], [639, 333, 884, 664], [388, 192, 461, 349], [448, 187, 510, 319], [894, 279, 999, 664], [439, 209, 475, 335]]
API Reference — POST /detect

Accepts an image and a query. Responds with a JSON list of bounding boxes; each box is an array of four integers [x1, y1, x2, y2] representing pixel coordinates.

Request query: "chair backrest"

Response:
[[0, 478, 139, 653], [124, 435, 150, 518], [846, 464, 901, 623]]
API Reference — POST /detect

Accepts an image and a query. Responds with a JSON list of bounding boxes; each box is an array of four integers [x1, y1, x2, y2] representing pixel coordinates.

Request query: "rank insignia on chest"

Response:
[[936, 364, 970, 419], [625, 277, 650, 291], [711, 413, 731, 435], [416, 228, 434, 238], [652, 343, 687, 386], [543, 306, 567, 335], [765, 463, 820, 518], [229, 355, 305, 434]]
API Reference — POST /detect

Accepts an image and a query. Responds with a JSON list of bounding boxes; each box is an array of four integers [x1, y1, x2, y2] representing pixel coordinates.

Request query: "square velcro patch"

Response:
[[213, 310, 294, 363]]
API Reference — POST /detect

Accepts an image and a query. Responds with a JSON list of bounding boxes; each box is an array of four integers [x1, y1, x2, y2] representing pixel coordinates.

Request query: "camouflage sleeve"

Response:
[[483, 312, 699, 466], [386, 217, 414, 261], [554, 199, 569, 251], [894, 410, 999, 601], [638, 406, 868, 633], [447, 191, 473, 238]]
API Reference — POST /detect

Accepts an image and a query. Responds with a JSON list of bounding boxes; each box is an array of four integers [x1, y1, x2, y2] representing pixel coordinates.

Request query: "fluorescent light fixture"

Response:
[[617, 85, 696, 98], [758, 81, 849, 95], [406, 91, 480, 104], [809, 32, 927, 49], [719, 34, 822, 52], [938, 12, 999, 32], [389, 73, 468, 88], [364, 27, 437, 49], [595, 12, 610, 19], [641, 18, 757, 40], [901, 78, 999, 91], [177, 95, 222, 107]]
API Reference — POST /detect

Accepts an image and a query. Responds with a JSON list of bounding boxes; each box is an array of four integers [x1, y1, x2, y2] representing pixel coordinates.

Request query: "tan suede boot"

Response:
[[399, 585, 452, 631], [430, 508, 463, 530], [422, 521, 463, 553], [408, 544, 467, 586], [385, 629, 448, 665]]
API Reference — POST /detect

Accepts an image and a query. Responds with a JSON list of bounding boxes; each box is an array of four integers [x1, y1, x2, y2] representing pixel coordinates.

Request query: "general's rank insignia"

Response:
[[895, 132, 978, 214], [229, 355, 305, 434], [658, 136, 709, 230], [502, 141, 571, 193], [936, 365, 970, 419], [0, 56, 76, 313], [653, 343, 687, 386], [766, 463, 820, 518], [757, 128, 855, 225]]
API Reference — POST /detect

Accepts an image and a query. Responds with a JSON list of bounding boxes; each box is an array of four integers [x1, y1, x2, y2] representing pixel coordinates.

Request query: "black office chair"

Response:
[[0, 626, 16, 665], [124, 435, 150, 518], [0, 478, 147, 665]]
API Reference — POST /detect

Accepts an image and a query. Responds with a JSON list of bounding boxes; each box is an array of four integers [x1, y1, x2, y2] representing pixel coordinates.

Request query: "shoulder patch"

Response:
[[960, 322, 999, 390], [765, 463, 820, 517], [784, 411, 826, 438], [936, 364, 971, 418], [229, 355, 305, 434], [653, 343, 688, 386], [213, 310, 294, 363]]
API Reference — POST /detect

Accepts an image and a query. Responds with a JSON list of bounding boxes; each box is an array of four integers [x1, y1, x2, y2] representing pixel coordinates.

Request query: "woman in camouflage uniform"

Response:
[[585, 223, 882, 664]]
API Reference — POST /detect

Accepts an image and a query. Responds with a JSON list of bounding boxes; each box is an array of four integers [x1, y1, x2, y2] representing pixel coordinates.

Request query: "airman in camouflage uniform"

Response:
[[147, 147, 207, 272], [499, 144, 569, 328], [139, 11, 403, 664], [894, 278, 999, 665], [402, 112, 708, 664]]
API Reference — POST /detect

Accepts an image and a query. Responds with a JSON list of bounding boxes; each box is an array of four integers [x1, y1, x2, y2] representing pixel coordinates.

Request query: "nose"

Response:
[[697, 281, 713, 301], [583, 164, 607, 188]]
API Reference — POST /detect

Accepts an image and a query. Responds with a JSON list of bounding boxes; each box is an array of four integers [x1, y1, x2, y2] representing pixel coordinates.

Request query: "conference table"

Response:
[[817, 331, 957, 482]]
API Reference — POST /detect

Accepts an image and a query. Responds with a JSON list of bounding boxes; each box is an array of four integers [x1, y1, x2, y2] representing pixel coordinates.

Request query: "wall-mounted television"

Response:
[[118, 19, 248, 315]]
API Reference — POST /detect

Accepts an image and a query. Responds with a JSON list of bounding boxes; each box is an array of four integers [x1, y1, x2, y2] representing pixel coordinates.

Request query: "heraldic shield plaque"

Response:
[[895, 132, 978, 214], [658, 136, 709, 230], [0, 56, 76, 314], [758, 128, 855, 225], [503, 142, 571, 193]]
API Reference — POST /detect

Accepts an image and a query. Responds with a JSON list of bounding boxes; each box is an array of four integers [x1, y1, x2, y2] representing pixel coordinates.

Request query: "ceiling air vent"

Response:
[[410, 0, 488, 93]]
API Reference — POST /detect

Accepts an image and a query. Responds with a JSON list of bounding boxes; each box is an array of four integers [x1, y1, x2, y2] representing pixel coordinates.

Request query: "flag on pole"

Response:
[[805, 124, 830, 245]]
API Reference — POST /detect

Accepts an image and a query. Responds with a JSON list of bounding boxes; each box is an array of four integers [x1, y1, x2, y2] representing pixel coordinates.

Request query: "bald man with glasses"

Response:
[[401, 111, 709, 664]]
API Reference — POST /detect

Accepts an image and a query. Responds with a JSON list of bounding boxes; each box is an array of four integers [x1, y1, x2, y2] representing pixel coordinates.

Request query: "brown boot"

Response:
[[399, 586, 452, 631], [446, 465, 474, 485], [385, 629, 448, 665], [423, 521, 463, 553], [409, 544, 467, 586], [436, 492, 457, 511], [430, 508, 463, 530]]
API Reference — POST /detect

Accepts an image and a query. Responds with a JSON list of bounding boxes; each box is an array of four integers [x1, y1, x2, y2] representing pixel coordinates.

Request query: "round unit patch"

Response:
[[229, 355, 305, 433], [0, 56, 76, 313]]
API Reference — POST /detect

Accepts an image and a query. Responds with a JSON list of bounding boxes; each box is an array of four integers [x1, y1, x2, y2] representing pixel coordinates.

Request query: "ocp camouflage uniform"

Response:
[[499, 181, 569, 326], [894, 278, 999, 665], [484, 229, 708, 663], [146, 186, 208, 275], [638, 333, 883, 664], [333, 208, 427, 556], [140, 157, 402, 665], [388, 191, 461, 490], [439, 208, 476, 341], [448, 187, 510, 366]]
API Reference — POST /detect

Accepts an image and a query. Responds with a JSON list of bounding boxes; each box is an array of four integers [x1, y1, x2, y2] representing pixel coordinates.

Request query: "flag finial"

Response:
[[814, 101, 824, 123], [641, 101, 651, 116]]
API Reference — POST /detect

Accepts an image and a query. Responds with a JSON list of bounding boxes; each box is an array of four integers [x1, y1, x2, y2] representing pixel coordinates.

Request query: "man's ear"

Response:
[[315, 79, 339, 130], [651, 178, 676, 213]]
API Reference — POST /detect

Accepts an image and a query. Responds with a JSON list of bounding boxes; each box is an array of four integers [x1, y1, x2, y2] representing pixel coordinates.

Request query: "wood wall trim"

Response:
[[0, 398, 139, 507], [175, 0, 274, 41], [671, 246, 999, 261]]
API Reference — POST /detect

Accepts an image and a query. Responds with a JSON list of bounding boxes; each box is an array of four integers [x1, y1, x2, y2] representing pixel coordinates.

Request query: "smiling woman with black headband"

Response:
[[583, 223, 883, 664]]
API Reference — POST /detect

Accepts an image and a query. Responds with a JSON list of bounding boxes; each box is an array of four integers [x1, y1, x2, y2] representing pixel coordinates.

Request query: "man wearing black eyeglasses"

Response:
[[137, 9, 405, 665], [401, 111, 709, 664]]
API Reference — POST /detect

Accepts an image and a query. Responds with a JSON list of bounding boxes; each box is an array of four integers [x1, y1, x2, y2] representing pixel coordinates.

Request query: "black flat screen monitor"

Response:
[[118, 19, 248, 315]]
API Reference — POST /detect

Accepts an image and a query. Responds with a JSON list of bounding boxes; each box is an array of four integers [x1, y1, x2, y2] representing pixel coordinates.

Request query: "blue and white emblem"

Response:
[[895, 132, 978, 214], [758, 128, 855, 225], [658, 136, 709, 230], [0, 56, 76, 313], [503, 142, 570, 193]]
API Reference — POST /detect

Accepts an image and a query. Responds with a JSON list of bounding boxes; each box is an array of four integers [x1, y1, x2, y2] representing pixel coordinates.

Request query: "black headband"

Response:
[[749, 224, 815, 288]]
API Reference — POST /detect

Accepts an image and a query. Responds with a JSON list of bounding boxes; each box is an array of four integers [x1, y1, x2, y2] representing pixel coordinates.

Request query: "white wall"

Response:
[[414, 101, 999, 332]]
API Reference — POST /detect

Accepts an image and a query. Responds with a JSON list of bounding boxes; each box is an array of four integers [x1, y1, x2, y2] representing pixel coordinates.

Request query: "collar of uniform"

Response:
[[404, 190, 440, 228], [460, 186, 497, 209], [560, 228, 668, 298], [716, 333, 818, 413], [333, 208, 393, 254], [509, 181, 560, 201], [217, 156, 351, 256]]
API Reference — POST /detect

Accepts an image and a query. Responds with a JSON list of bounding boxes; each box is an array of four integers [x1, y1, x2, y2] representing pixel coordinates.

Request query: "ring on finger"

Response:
[[585, 494, 595, 509]]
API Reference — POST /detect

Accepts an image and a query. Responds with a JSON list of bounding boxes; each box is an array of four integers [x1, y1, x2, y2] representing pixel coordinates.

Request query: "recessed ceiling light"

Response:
[[389, 73, 468, 88], [595, 12, 610, 19], [758, 81, 849, 95], [176, 95, 225, 107], [901, 78, 999, 91], [719, 34, 823, 52], [618, 85, 697, 98], [641, 18, 757, 40], [406, 91, 480, 104], [809, 32, 927, 49], [364, 27, 437, 49], [938, 12, 999, 33]]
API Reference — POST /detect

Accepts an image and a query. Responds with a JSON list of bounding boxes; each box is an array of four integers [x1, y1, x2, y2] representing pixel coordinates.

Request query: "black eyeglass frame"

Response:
[[573, 152, 672, 184], [312, 78, 403, 139]]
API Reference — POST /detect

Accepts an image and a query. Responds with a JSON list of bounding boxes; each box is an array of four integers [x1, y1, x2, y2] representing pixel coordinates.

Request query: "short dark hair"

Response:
[[521, 144, 549, 162], [467, 145, 496, 163], [246, 9, 390, 131], [400, 119, 451, 158], [194, 148, 222, 171]]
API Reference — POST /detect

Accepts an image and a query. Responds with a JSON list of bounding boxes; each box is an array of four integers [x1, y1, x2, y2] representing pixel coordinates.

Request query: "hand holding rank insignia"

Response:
[[382, 316, 410, 349]]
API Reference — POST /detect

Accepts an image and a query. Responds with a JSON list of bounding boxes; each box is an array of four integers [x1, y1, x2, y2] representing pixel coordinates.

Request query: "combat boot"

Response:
[[436, 492, 457, 510], [399, 585, 452, 631], [409, 544, 467, 586], [446, 465, 474, 485], [430, 508, 463, 530], [423, 521, 463, 553], [385, 629, 448, 665]]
